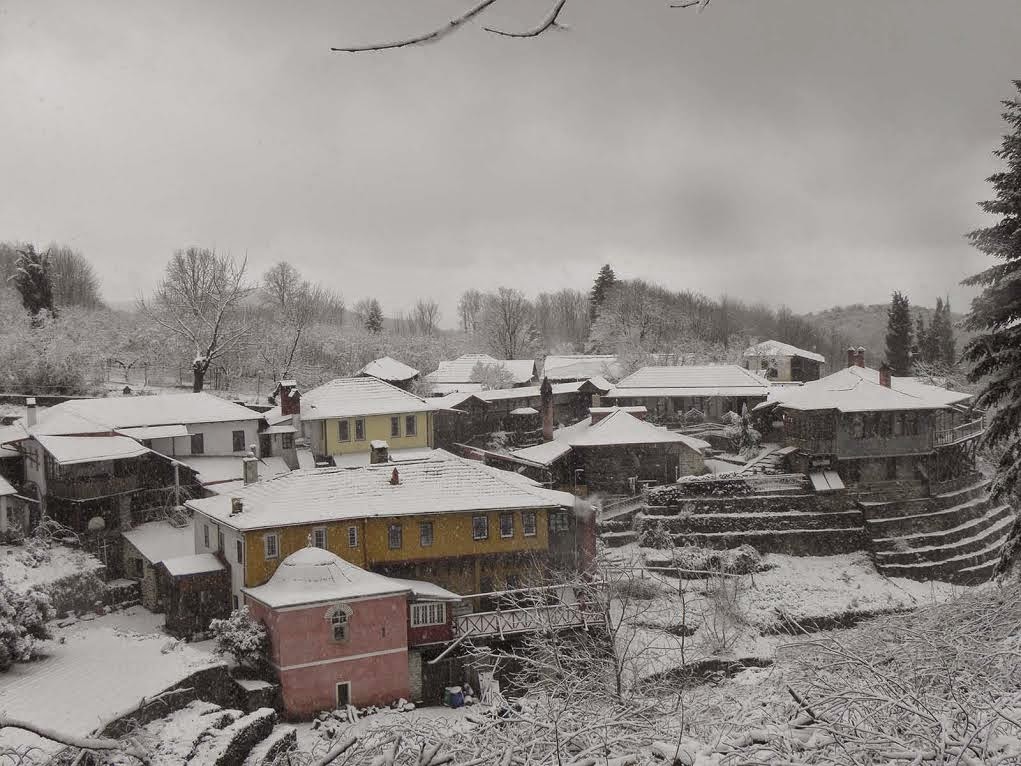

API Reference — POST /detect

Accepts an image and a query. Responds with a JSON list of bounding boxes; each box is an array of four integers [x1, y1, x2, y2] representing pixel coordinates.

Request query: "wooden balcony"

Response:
[[454, 603, 600, 639], [934, 417, 985, 447], [46, 474, 140, 500]]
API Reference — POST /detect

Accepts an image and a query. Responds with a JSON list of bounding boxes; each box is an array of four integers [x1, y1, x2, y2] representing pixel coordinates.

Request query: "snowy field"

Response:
[[0, 607, 224, 756], [0, 543, 104, 593]]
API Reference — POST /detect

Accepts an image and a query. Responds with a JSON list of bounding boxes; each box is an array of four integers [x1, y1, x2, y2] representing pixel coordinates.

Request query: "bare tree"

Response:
[[138, 248, 255, 392], [457, 289, 484, 334], [46, 244, 103, 309], [412, 298, 441, 335], [481, 287, 536, 359], [331, 0, 710, 52]]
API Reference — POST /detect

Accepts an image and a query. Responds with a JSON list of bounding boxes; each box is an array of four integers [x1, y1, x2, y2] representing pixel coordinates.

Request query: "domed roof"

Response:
[[245, 546, 409, 608]]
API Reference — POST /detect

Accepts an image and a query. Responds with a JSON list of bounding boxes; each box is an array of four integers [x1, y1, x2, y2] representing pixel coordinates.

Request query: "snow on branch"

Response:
[[0, 714, 149, 763]]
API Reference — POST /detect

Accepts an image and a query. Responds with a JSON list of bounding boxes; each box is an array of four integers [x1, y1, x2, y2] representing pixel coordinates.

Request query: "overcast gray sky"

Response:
[[1, 0, 1018, 323]]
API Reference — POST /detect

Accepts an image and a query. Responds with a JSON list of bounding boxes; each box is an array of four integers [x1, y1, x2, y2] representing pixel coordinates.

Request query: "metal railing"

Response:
[[598, 492, 647, 520], [934, 417, 985, 447], [454, 603, 599, 640]]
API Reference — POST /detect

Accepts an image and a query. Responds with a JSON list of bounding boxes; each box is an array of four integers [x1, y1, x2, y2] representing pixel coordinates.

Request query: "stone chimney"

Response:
[[846, 347, 856, 368], [878, 362, 892, 388], [390, 467, 400, 485], [230, 497, 244, 515], [540, 376, 554, 443], [277, 380, 301, 416], [242, 455, 259, 485], [855, 346, 866, 368], [25, 397, 37, 427], [370, 440, 390, 465]]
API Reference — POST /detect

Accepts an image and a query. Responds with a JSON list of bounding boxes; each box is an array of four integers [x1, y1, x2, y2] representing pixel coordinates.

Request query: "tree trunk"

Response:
[[192, 362, 207, 392]]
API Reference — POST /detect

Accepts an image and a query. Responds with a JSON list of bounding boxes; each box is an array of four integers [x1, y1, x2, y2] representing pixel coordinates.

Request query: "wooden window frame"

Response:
[[338, 420, 350, 442], [191, 433, 205, 455], [264, 533, 279, 559], [472, 515, 489, 541], [232, 430, 246, 452], [522, 511, 537, 537], [347, 525, 358, 548], [419, 521, 434, 547], [499, 512, 514, 539], [235, 539, 243, 564], [388, 523, 403, 550], [410, 602, 446, 627], [405, 415, 417, 437], [550, 511, 570, 534], [390, 416, 401, 438], [354, 418, 366, 441], [313, 528, 328, 549]]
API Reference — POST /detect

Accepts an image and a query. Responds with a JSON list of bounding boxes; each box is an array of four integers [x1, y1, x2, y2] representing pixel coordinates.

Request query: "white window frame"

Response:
[[390, 416, 401, 438], [313, 528, 328, 549], [522, 511, 537, 537], [410, 602, 446, 627], [347, 526, 359, 548], [388, 523, 403, 550], [419, 521, 434, 547], [264, 533, 279, 559], [203, 524, 210, 548], [499, 513, 514, 539], [327, 604, 352, 642], [354, 418, 366, 441], [550, 512, 570, 534], [472, 515, 489, 541], [405, 414, 417, 437], [338, 420, 350, 442]]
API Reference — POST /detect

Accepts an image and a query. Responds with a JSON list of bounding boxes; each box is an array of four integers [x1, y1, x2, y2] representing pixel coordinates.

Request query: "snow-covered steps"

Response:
[[601, 529, 638, 548], [877, 524, 1013, 585], [870, 503, 1013, 556], [859, 477, 991, 520], [651, 509, 864, 535], [873, 509, 1014, 566], [663, 527, 867, 556], [864, 495, 996, 539]]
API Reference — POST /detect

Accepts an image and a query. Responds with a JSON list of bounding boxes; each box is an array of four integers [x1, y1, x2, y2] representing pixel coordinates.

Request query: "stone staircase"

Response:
[[861, 477, 1015, 584]]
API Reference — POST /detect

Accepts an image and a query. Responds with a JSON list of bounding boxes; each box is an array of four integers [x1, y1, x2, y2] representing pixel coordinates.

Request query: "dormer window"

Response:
[[326, 604, 352, 642]]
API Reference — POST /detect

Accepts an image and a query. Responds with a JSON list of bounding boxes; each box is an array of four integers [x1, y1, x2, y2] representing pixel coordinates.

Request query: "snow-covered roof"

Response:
[[263, 406, 292, 427], [175, 455, 292, 485], [115, 424, 190, 440], [187, 450, 574, 532], [330, 447, 441, 469], [427, 382, 486, 396], [425, 354, 536, 386], [742, 340, 826, 364], [511, 409, 709, 466], [356, 356, 420, 383], [34, 434, 152, 465], [429, 392, 488, 410], [162, 553, 225, 577], [19, 394, 262, 438], [243, 546, 411, 608], [0, 423, 29, 449], [765, 366, 974, 413], [590, 406, 647, 416], [262, 424, 296, 435], [476, 378, 611, 403], [301, 376, 436, 420], [0, 474, 16, 495], [386, 576, 462, 602], [542, 355, 624, 382], [510, 407, 538, 416], [122, 520, 195, 564], [611, 365, 771, 395]]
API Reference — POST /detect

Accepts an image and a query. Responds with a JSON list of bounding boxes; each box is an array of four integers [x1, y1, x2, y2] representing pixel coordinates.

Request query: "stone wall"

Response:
[[578, 443, 692, 494]]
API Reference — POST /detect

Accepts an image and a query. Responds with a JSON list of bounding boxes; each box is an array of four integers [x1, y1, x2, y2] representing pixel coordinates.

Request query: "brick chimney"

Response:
[[370, 440, 390, 464], [242, 455, 259, 485], [25, 397, 37, 427], [855, 346, 866, 368], [879, 362, 892, 388], [277, 380, 300, 416], [540, 376, 554, 443], [846, 347, 856, 368]]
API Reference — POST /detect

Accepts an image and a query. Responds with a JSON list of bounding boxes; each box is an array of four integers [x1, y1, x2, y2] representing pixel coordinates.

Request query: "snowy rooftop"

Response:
[[429, 391, 488, 410], [122, 520, 195, 564], [742, 340, 826, 364], [244, 546, 458, 608], [356, 356, 420, 383], [612, 364, 772, 394], [542, 354, 624, 381], [425, 354, 536, 385], [427, 382, 486, 396], [476, 377, 612, 403], [162, 553, 226, 577], [512, 410, 710, 466], [330, 446, 438, 469], [187, 450, 574, 531], [764, 366, 974, 413], [115, 424, 190, 440], [12, 393, 262, 439], [34, 434, 152, 465], [301, 376, 436, 420], [175, 454, 292, 485], [0, 474, 15, 495]]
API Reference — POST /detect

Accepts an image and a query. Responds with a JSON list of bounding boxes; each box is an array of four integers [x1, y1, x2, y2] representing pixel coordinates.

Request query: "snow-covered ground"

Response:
[[0, 543, 104, 593], [0, 607, 224, 756]]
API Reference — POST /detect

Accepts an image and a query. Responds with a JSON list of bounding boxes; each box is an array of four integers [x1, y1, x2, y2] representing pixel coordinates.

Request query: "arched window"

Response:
[[326, 604, 353, 642]]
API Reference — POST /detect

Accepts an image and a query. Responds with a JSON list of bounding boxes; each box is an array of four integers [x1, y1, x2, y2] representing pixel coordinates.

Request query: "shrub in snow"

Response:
[[0, 527, 25, 545], [610, 576, 661, 601], [721, 410, 742, 426], [636, 518, 672, 550], [45, 570, 107, 617], [0, 576, 53, 671], [684, 408, 705, 424], [727, 545, 761, 575], [210, 606, 271, 675]]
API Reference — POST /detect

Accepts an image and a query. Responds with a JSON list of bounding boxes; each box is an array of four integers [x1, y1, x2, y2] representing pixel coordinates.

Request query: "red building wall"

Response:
[[246, 593, 411, 718]]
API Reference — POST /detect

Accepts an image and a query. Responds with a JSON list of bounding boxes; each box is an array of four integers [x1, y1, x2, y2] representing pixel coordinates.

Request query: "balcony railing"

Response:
[[454, 604, 600, 639], [934, 417, 985, 447], [46, 474, 139, 500]]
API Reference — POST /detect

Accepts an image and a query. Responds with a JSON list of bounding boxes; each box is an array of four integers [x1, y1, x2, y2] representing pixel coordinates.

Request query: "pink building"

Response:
[[244, 546, 459, 718]]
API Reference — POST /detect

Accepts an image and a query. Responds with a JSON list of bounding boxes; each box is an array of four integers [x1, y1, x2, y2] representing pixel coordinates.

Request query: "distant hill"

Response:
[[802, 303, 973, 364]]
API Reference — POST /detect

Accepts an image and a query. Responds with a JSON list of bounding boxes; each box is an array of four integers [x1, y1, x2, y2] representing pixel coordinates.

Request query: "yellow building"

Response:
[[298, 376, 437, 458], [187, 450, 580, 606]]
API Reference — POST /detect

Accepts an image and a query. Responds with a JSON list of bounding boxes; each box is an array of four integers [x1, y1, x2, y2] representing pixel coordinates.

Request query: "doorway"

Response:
[[336, 681, 351, 707]]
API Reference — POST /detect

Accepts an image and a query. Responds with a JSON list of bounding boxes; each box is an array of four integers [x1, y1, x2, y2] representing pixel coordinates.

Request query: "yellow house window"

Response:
[[355, 419, 366, 441], [390, 417, 401, 438], [419, 521, 434, 547], [499, 513, 514, 538], [405, 415, 417, 437], [522, 512, 537, 537], [347, 526, 358, 548], [338, 420, 350, 442], [472, 515, 489, 540]]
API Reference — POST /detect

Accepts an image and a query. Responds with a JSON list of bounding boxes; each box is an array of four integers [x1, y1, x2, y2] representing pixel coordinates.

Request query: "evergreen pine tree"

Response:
[[884, 290, 914, 375], [589, 264, 617, 323], [365, 298, 384, 334], [933, 297, 957, 365], [914, 314, 929, 363], [962, 80, 1021, 498], [11, 245, 56, 324]]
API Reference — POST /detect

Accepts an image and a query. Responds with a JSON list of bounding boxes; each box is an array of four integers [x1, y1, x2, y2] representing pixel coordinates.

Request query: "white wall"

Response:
[[194, 513, 246, 609], [183, 420, 262, 457]]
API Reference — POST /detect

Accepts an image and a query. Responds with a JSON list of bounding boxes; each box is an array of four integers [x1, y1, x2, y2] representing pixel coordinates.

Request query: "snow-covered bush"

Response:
[[0, 576, 53, 671], [610, 575, 661, 601], [721, 410, 742, 426], [470, 361, 515, 391], [727, 545, 761, 575], [636, 518, 672, 549], [683, 408, 705, 425], [210, 606, 270, 675], [671, 544, 761, 575], [45, 571, 107, 617]]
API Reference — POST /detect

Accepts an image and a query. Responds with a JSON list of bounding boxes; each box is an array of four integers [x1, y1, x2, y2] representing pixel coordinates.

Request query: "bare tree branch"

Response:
[[331, 0, 502, 52], [484, 0, 569, 38], [0, 714, 148, 764]]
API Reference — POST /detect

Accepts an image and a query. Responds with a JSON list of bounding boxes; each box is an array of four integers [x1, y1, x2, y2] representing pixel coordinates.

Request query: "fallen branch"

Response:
[[0, 715, 149, 764]]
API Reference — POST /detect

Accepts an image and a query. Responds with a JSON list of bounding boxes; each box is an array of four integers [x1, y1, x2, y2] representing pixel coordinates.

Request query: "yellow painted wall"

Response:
[[324, 412, 433, 455], [241, 508, 550, 588]]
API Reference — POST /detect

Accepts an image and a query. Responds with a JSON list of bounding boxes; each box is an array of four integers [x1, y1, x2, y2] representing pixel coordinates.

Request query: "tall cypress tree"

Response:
[[933, 297, 957, 366], [365, 298, 384, 334], [962, 80, 1021, 498], [914, 314, 929, 363], [884, 291, 914, 375], [589, 264, 617, 323]]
